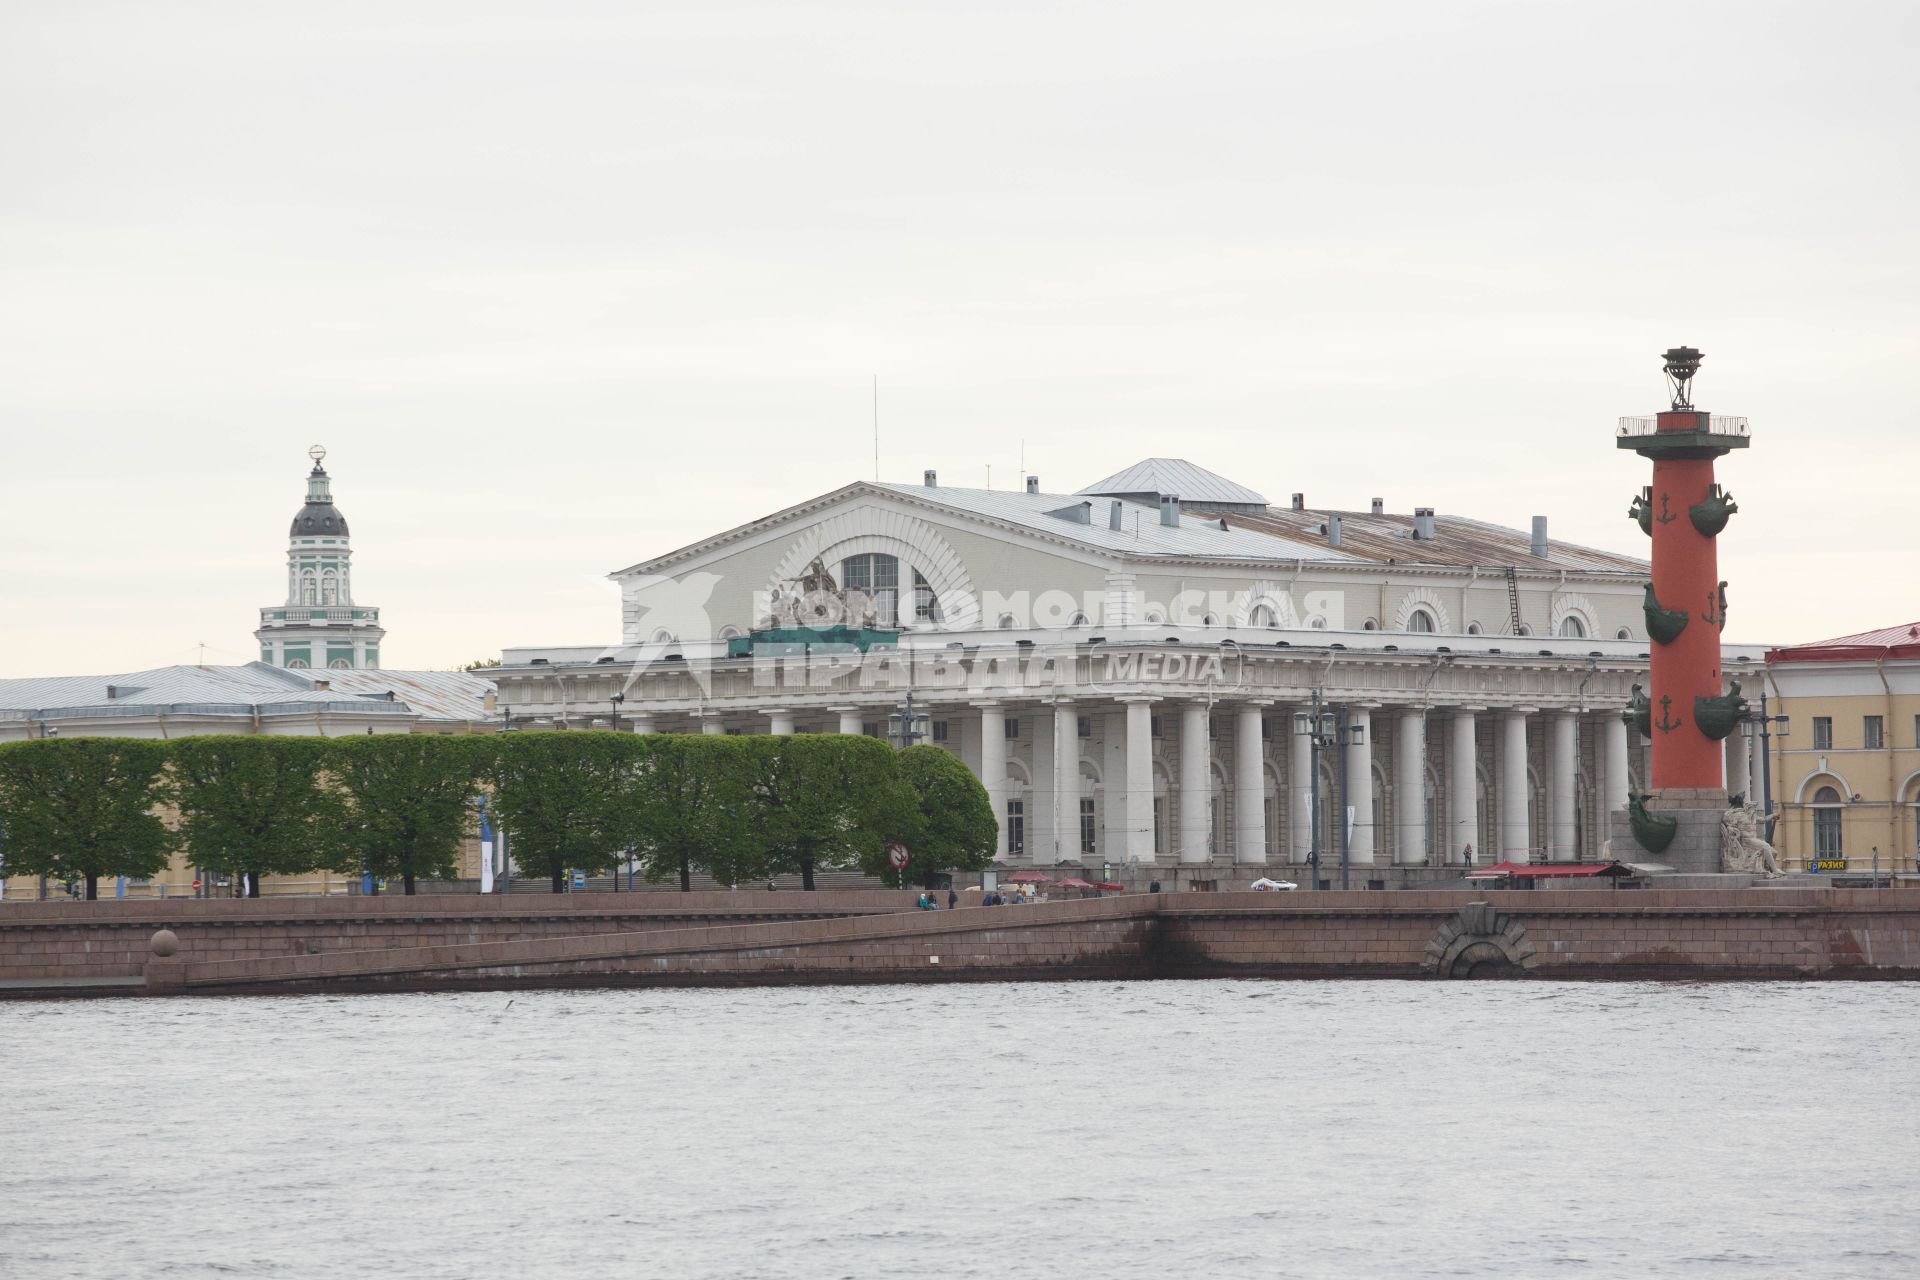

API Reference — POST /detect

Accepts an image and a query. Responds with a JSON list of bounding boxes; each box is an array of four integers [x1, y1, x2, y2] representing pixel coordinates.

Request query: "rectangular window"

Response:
[[1813, 717, 1833, 750], [1864, 716, 1884, 750], [1150, 715, 1163, 739], [1914, 714, 1920, 749], [863, 722, 882, 739], [1815, 806, 1844, 858], [1080, 798, 1096, 855], [1077, 715, 1092, 739], [1007, 800, 1025, 854], [931, 720, 948, 743], [1004, 718, 1020, 740]]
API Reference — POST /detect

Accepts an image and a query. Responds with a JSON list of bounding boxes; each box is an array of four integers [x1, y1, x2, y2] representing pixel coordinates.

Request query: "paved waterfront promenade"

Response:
[[5, 887, 1920, 995]]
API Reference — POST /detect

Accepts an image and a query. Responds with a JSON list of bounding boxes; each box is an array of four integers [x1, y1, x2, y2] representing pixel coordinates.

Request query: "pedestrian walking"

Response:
[[1462, 843, 1474, 869], [947, 888, 958, 909]]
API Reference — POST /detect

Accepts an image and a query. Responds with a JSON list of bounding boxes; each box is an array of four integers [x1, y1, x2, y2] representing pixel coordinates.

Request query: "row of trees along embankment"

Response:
[[0, 733, 997, 898]]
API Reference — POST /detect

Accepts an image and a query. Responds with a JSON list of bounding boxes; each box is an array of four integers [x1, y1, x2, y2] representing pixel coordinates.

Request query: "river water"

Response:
[[4, 981, 1917, 1279]]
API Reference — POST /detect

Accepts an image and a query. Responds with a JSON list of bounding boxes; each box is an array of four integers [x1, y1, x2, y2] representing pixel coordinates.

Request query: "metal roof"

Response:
[[314, 667, 497, 721], [1195, 506, 1649, 574], [1768, 621, 1920, 663], [877, 483, 1357, 563], [0, 663, 495, 724], [1075, 458, 1269, 506]]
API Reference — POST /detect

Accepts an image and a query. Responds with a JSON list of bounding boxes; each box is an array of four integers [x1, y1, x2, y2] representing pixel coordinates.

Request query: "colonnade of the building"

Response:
[[626, 699, 1644, 870]]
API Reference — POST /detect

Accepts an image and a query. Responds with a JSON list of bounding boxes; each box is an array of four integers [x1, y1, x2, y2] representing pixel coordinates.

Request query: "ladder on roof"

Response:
[[1504, 567, 1523, 636]]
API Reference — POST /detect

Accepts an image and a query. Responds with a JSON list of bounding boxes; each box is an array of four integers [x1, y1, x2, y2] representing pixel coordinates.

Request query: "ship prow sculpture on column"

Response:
[[1614, 347, 1775, 875]]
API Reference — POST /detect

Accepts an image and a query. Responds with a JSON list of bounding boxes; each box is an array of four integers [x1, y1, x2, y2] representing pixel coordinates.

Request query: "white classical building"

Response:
[[489, 459, 1768, 885]]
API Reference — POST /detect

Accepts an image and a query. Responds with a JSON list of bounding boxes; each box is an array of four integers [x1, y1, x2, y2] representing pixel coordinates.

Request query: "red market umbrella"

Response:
[[1005, 871, 1052, 884], [1095, 882, 1126, 892], [1053, 877, 1096, 890]]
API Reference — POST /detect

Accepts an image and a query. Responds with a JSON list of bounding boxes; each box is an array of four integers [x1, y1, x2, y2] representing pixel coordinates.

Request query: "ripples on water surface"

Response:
[[4, 981, 1918, 1279]]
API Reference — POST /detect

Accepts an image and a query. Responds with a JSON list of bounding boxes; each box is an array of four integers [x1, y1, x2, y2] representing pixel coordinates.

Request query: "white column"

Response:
[[629, 713, 656, 735], [1725, 728, 1750, 802], [1604, 714, 1631, 820], [976, 704, 1007, 860], [1234, 704, 1268, 864], [1102, 706, 1126, 863], [956, 714, 980, 776], [1054, 700, 1080, 863], [1029, 706, 1054, 864], [1123, 699, 1156, 865], [1178, 702, 1211, 864], [833, 707, 862, 735], [1289, 709, 1313, 863], [766, 709, 796, 736], [1449, 709, 1480, 866], [1346, 706, 1375, 865], [1550, 711, 1577, 861], [1396, 709, 1427, 865], [1501, 709, 1533, 863]]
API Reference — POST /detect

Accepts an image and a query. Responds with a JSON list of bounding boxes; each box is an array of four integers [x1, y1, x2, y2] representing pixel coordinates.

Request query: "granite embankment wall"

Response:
[[4, 889, 1919, 996], [0, 892, 925, 989]]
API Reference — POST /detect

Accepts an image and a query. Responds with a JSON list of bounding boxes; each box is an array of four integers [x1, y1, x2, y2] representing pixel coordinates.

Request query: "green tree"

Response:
[[0, 739, 176, 900], [633, 735, 763, 890], [330, 734, 485, 895], [867, 744, 997, 889], [168, 736, 344, 896], [749, 735, 917, 890], [484, 732, 646, 893]]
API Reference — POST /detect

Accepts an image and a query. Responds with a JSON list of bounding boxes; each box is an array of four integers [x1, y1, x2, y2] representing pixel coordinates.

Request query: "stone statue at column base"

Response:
[[1720, 803, 1783, 878]]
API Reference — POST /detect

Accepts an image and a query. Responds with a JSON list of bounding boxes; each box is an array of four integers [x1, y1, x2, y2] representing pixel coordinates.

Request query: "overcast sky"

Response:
[[3, 1, 1915, 676]]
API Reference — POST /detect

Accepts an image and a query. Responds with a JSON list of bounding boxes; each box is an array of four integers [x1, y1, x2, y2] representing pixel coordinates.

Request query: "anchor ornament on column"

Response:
[[1653, 694, 1681, 735]]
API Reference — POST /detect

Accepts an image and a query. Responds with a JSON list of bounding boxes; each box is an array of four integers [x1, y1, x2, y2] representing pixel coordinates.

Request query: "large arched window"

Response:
[[321, 571, 339, 606], [1558, 615, 1586, 638], [841, 553, 900, 626], [1249, 604, 1277, 628], [1407, 609, 1436, 633], [300, 572, 317, 605], [1813, 786, 1845, 859]]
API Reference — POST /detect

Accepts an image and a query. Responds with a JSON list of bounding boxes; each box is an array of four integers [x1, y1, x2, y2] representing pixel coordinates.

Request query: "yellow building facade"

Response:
[[1763, 623, 1920, 874]]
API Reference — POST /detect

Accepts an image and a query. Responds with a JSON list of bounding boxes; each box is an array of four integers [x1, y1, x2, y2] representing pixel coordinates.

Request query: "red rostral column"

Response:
[[1619, 347, 1749, 790]]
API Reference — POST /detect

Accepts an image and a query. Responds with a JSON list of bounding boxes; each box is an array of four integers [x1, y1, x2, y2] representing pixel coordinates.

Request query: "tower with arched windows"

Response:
[[253, 446, 385, 670]]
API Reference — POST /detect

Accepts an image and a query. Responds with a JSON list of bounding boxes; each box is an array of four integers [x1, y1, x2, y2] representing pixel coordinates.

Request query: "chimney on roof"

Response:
[[313, 678, 330, 691], [1371, 497, 1384, 515], [1413, 507, 1436, 540], [1160, 495, 1180, 527], [1291, 493, 1305, 511], [1025, 475, 1039, 494], [923, 469, 937, 487], [1108, 500, 1124, 530], [1327, 515, 1343, 547], [1530, 516, 1549, 558]]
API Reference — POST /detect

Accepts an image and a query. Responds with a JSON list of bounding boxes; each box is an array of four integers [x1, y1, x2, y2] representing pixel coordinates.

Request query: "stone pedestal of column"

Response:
[[1612, 788, 1730, 874]]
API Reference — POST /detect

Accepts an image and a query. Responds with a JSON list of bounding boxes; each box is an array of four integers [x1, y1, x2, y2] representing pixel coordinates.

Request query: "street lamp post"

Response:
[[608, 694, 627, 891], [1747, 693, 1789, 844], [887, 690, 930, 749], [1294, 692, 1365, 892]]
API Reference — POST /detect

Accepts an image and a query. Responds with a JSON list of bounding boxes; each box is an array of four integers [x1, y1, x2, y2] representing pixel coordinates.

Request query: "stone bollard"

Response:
[[144, 929, 185, 994]]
